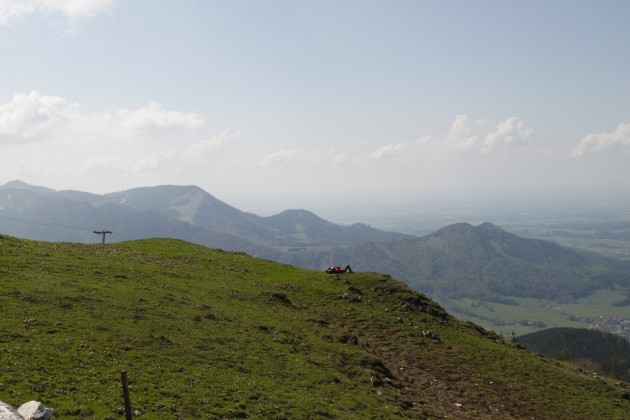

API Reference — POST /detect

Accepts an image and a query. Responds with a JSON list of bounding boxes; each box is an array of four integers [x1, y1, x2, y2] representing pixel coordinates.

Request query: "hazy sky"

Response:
[[1, 0, 629, 215]]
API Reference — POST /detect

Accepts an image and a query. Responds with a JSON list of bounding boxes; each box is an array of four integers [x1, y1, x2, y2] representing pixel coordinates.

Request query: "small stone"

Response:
[[17, 401, 53, 420]]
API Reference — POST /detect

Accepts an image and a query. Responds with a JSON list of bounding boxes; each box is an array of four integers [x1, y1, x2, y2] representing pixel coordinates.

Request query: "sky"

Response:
[[1, 0, 629, 216]]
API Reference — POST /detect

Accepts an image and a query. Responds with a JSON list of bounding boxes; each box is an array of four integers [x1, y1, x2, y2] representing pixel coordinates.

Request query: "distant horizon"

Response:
[[2, 179, 628, 230]]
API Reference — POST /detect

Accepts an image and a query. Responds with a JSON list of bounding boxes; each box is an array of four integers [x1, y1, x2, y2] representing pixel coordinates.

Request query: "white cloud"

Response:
[[0, 0, 116, 25], [448, 114, 473, 139], [482, 117, 533, 153], [0, 91, 78, 142], [366, 115, 533, 162], [370, 142, 413, 160], [251, 147, 347, 167], [235, 115, 533, 170], [0, 91, 238, 189], [119, 102, 205, 134], [448, 115, 532, 155], [181, 130, 240, 166], [571, 123, 630, 157], [0, 90, 205, 144], [366, 135, 436, 162]]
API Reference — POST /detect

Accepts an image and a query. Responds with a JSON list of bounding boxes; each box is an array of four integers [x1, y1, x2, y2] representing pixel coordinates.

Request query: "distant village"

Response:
[[592, 315, 630, 341]]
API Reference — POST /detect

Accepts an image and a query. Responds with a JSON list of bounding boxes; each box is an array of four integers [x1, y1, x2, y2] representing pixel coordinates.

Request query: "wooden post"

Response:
[[121, 370, 132, 420], [93, 230, 112, 244]]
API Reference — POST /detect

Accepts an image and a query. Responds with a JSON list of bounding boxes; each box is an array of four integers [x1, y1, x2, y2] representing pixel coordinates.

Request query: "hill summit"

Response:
[[0, 235, 629, 418], [367, 221, 630, 303]]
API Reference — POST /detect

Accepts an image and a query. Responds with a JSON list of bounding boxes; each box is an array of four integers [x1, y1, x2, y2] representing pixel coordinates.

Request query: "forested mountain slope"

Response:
[[517, 328, 630, 381]]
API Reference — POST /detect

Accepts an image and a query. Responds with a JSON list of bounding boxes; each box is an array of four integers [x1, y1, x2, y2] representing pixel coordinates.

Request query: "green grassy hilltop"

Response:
[[1, 235, 629, 418]]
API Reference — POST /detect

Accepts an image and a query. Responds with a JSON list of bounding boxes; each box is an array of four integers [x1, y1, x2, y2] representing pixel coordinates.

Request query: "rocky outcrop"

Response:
[[0, 401, 22, 420], [0, 402, 53, 420]]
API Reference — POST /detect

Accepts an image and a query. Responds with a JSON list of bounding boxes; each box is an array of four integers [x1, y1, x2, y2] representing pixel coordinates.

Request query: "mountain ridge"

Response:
[[0, 180, 412, 248]]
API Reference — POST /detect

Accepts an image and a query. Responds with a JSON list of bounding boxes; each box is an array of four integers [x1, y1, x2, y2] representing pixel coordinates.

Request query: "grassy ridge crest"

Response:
[[1, 235, 629, 418]]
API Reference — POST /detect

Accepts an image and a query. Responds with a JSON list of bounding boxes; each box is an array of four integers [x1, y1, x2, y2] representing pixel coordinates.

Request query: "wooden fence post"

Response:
[[121, 370, 132, 419]]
